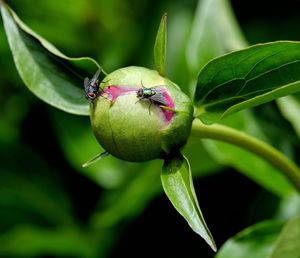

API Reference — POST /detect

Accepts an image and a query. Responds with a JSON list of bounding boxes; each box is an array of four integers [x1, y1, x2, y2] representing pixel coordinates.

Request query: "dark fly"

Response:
[[84, 69, 101, 100]]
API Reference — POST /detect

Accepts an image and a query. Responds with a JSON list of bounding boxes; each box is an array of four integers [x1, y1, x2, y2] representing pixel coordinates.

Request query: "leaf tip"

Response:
[[160, 12, 167, 33], [162, 12, 167, 20], [211, 241, 217, 252], [154, 12, 168, 76], [81, 151, 109, 167]]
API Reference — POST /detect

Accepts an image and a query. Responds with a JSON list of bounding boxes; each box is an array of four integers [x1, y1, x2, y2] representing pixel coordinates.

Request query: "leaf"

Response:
[[1, 3, 104, 115], [81, 151, 110, 168], [165, 7, 193, 95], [90, 160, 162, 228], [0, 144, 74, 227], [195, 112, 296, 197], [0, 226, 95, 258], [161, 152, 216, 251], [270, 214, 300, 258], [50, 111, 129, 189], [277, 94, 300, 138], [154, 12, 167, 76], [182, 136, 222, 177], [194, 41, 300, 125], [274, 194, 300, 221], [186, 0, 247, 78], [216, 220, 284, 258]]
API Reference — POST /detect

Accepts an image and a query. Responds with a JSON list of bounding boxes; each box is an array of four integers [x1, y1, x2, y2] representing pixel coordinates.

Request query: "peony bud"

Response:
[[90, 66, 193, 162]]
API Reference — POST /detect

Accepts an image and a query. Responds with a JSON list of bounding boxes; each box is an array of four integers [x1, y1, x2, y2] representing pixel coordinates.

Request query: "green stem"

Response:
[[191, 118, 300, 193]]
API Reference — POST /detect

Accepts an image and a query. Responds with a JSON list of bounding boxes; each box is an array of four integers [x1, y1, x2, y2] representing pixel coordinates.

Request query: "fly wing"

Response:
[[150, 90, 169, 106], [91, 69, 101, 82], [84, 77, 89, 87]]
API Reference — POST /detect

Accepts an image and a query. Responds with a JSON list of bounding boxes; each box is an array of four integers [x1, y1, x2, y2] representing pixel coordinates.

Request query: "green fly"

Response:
[[136, 84, 169, 114]]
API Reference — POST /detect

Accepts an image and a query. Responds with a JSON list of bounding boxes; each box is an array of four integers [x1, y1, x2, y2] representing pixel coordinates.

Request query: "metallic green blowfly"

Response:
[[136, 85, 170, 114]]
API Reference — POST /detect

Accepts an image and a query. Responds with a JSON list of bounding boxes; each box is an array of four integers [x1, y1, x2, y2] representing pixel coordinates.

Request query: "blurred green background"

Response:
[[2, 0, 300, 257]]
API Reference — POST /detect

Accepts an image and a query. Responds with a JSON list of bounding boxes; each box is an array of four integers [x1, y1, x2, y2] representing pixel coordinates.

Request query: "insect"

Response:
[[136, 84, 169, 114], [84, 69, 101, 100]]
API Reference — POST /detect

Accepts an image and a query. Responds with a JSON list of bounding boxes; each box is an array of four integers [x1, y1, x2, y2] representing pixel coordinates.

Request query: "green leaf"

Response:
[[216, 220, 284, 258], [275, 194, 300, 221], [277, 94, 300, 138], [154, 12, 167, 76], [1, 3, 104, 115], [186, 0, 247, 78], [194, 41, 300, 124], [0, 144, 75, 227], [161, 152, 216, 251], [90, 160, 162, 228], [182, 136, 222, 177], [270, 214, 300, 258], [50, 111, 130, 189], [166, 7, 193, 95], [196, 112, 296, 197], [0, 226, 95, 258]]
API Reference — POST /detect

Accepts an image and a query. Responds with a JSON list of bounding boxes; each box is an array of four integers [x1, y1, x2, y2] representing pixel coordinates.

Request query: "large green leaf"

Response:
[[0, 144, 75, 227], [274, 194, 300, 221], [192, 113, 296, 197], [165, 7, 193, 95], [0, 144, 102, 256], [161, 152, 216, 251], [0, 226, 95, 258], [186, 0, 247, 78], [277, 94, 300, 138], [90, 160, 162, 228], [216, 220, 284, 258], [270, 214, 300, 258], [182, 136, 222, 177], [51, 110, 129, 189], [194, 41, 300, 124], [1, 3, 104, 115], [154, 12, 167, 76]]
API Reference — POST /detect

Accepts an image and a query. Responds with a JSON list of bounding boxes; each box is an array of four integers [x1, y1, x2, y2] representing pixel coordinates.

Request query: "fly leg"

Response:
[[135, 97, 145, 104], [148, 100, 153, 115]]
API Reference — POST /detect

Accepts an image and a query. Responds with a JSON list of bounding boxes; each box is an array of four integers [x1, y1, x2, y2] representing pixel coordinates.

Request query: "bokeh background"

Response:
[[2, 0, 300, 257]]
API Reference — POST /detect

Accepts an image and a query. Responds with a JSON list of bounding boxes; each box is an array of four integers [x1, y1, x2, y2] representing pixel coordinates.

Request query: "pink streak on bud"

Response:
[[101, 86, 136, 101], [157, 87, 175, 122], [101, 85, 175, 122]]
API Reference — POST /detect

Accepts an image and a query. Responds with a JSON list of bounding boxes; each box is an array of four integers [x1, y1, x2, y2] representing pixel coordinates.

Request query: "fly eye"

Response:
[[88, 92, 96, 99]]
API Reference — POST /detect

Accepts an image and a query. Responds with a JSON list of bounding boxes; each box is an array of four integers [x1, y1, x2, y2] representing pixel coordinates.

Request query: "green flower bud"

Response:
[[90, 66, 193, 162]]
